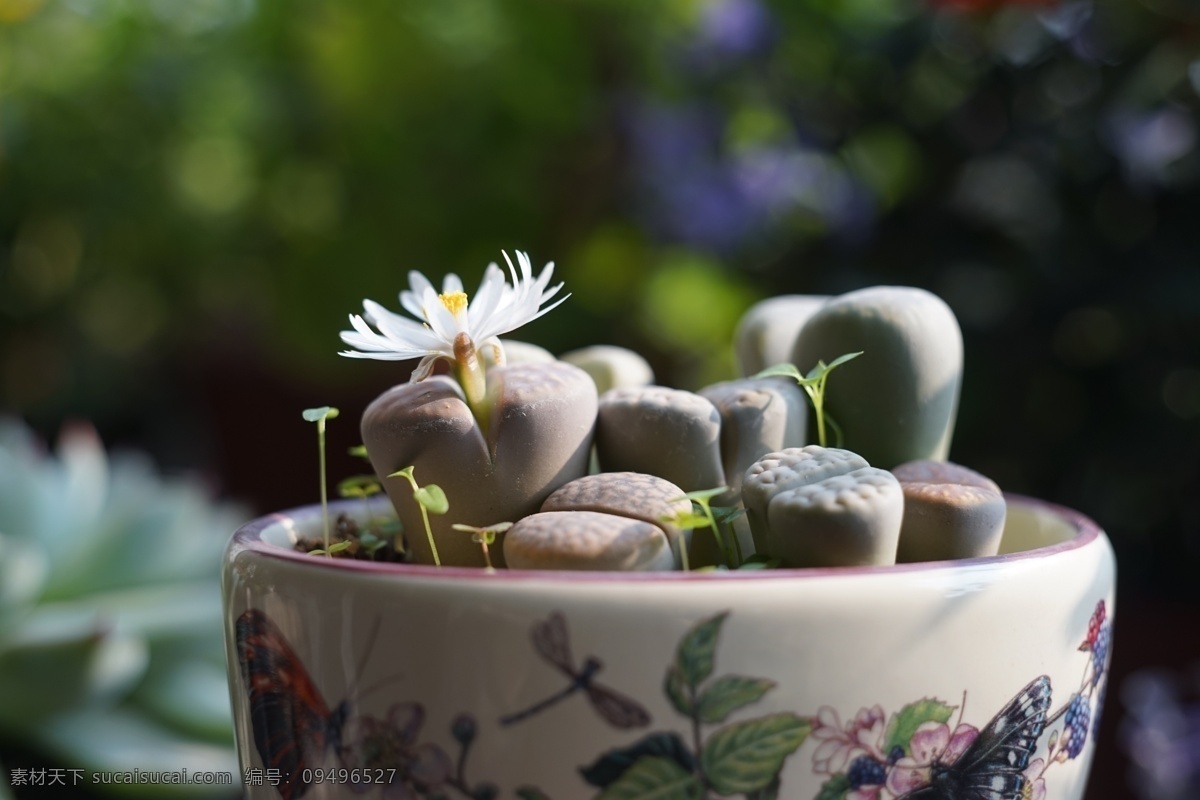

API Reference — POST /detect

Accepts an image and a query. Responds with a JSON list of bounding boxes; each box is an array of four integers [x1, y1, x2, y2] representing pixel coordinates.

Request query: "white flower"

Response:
[[339, 250, 567, 381]]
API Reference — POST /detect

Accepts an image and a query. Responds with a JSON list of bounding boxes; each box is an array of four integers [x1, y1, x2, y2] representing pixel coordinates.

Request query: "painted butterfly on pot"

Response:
[[900, 675, 1052, 800], [236, 609, 355, 800]]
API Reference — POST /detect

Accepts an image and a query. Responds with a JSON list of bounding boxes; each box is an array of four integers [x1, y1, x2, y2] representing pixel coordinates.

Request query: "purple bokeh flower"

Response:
[[696, 0, 775, 60], [1106, 108, 1196, 187]]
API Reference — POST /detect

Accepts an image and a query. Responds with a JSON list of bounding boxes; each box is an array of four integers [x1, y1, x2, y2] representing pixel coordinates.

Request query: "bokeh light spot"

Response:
[[171, 136, 255, 216], [1053, 307, 1126, 368], [1162, 368, 1200, 420]]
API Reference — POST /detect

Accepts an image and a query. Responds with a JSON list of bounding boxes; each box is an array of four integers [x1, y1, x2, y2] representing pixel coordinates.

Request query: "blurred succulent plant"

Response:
[[0, 418, 242, 798]]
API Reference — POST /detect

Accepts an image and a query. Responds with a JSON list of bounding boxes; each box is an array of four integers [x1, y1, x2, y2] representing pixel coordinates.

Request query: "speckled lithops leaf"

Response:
[[502, 511, 674, 572], [764, 467, 904, 567]]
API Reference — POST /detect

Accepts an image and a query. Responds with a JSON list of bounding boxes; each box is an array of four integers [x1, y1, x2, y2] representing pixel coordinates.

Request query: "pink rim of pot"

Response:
[[228, 493, 1101, 582]]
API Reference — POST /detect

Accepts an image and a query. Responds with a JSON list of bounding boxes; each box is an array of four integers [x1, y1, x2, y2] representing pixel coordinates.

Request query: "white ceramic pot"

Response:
[[223, 495, 1115, 800]]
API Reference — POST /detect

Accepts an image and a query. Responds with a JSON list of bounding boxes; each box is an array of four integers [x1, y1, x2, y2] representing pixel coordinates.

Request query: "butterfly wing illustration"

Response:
[[236, 609, 349, 800], [903, 675, 1052, 800]]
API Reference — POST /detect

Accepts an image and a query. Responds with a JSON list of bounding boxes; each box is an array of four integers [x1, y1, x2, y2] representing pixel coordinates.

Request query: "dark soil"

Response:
[[293, 512, 409, 562]]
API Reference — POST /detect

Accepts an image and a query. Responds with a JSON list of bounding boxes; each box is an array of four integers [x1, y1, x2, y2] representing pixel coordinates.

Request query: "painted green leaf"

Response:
[[674, 612, 729, 687], [695, 676, 776, 724], [815, 774, 850, 800], [580, 733, 695, 789], [415, 484, 449, 514], [665, 665, 693, 716], [701, 713, 811, 796], [882, 698, 956, 755], [302, 406, 339, 422], [595, 756, 702, 800]]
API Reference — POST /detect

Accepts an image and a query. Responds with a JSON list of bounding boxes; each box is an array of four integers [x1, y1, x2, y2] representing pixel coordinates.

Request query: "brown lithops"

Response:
[[891, 460, 1006, 563], [502, 511, 675, 571], [594, 386, 725, 494], [541, 472, 692, 569]]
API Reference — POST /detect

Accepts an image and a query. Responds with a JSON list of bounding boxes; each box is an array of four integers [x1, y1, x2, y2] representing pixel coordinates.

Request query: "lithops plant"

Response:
[[791, 286, 963, 469], [560, 345, 655, 394], [360, 362, 596, 567], [0, 419, 240, 798], [342, 251, 597, 567], [742, 446, 903, 568], [734, 295, 829, 377], [891, 459, 1007, 563], [503, 511, 675, 572], [539, 472, 692, 569], [594, 386, 726, 494]]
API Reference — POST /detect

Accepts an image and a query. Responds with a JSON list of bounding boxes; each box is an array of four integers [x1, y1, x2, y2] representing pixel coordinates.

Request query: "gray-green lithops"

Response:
[[502, 511, 675, 571], [742, 445, 902, 567], [764, 468, 904, 568], [791, 286, 963, 469], [699, 377, 808, 500], [560, 345, 655, 393], [742, 446, 869, 554], [734, 295, 829, 376], [891, 459, 1007, 563]]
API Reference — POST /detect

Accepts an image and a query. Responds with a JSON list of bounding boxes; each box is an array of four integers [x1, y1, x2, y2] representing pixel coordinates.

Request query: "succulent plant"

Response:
[[0, 419, 242, 798]]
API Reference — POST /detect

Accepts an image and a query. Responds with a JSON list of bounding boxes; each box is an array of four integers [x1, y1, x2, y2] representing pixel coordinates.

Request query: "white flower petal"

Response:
[[442, 273, 464, 294], [339, 253, 567, 368]]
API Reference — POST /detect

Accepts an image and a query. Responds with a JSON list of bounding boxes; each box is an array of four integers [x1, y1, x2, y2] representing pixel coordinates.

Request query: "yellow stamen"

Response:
[[440, 291, 469, 316]]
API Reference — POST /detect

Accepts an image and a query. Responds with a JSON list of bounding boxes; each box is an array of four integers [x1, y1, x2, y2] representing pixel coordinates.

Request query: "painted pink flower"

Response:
[[1023, 757, 1047, 800], [885, 721, 979, 795], [340, 702, 453, 800], [811, 705, 887, 774]]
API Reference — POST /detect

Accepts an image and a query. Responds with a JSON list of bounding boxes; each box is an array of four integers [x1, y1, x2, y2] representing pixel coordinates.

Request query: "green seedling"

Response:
[[388, 466, 448, 567], [756, 351, 862, 448], [664, 487, 742, 569], [339, 474, 399, 558], [348, 444, 370, 460], [451, 522, 513, 571], [309, 540, 355, 557], [302, 405, 340, 556]]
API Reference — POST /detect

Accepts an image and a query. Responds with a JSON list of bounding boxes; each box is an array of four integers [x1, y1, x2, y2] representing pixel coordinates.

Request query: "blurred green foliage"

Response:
[[0, 419, 241, 797], [1, 0, 1198, 602]]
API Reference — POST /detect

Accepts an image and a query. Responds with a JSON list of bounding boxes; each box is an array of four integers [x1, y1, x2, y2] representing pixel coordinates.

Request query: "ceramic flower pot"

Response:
[[223, 495, 1114, 800]]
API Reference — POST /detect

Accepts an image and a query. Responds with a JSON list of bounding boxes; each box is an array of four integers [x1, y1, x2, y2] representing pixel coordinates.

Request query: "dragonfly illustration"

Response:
[[500, 612, 651, 730]]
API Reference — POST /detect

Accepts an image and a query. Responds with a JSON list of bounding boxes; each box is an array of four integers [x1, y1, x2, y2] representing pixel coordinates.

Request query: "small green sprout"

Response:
[[309, 539, 354, 557], [664, 486, 743, 569], [348, 444, 371, 460], [388, 466, 448, 567], [302, 405, 340, 556], [338, 474, 394, 556], [356, 530, 389, 558], [756, 351, 863, 448], [451, 522, 513, 571], [738, 553, 782, 571]]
